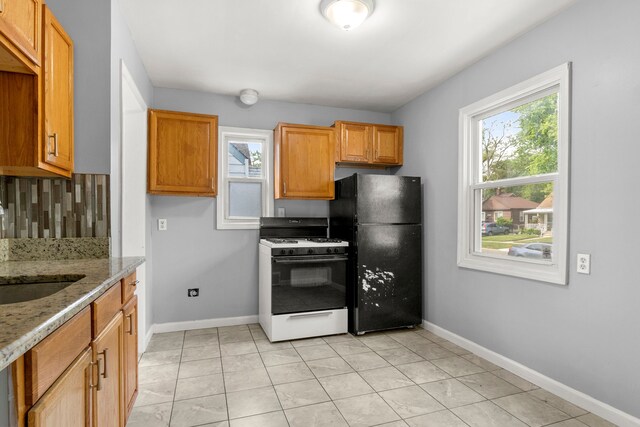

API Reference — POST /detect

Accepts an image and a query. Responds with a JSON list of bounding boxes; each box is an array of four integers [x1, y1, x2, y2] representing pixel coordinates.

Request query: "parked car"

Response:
[[482, 222, 510, 235], [508, 243, 552, 259]]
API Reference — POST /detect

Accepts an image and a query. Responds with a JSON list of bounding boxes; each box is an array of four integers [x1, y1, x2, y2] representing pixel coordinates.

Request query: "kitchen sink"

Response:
[[0, 275, 85, 305]]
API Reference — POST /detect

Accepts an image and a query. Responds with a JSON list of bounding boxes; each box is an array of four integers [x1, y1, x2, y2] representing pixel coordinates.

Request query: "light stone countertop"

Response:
[[0, 257, 144, 371]]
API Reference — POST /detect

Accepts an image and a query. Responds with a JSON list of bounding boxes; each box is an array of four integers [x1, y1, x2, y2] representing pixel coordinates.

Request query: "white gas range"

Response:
[[258, 218, 349, 342]]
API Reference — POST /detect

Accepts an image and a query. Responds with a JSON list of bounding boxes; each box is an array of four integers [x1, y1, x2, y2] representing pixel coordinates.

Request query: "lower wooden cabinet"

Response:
[[92, 311, 125, 427], [27, 347, 92, 427], [122, 295, 138, 419]]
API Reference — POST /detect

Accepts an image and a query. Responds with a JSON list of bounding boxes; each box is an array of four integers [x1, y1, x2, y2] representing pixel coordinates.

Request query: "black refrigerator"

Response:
[[330, 174, 422, 334]]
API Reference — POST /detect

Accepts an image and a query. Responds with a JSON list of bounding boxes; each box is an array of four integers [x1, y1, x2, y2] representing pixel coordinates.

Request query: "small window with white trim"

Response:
[[457, 63, 570, 284], [217, 127, 273, 229]]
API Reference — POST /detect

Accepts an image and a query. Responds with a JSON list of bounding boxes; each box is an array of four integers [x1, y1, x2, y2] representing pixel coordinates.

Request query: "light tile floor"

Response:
[[127, 324, 617, 427]]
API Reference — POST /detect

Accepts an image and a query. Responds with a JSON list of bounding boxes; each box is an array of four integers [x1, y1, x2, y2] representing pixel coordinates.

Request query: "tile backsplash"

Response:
[[0, 174, 110, 239]]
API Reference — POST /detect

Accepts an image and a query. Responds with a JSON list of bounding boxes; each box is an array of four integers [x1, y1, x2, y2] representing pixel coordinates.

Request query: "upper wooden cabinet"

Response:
[[0, 0, 42, 72], [274, 123, 335, 200], [148, 109, 218, 197], [0, 4, 73, 178], [334, 121, 403, 167], [42, 6, 73, 174]]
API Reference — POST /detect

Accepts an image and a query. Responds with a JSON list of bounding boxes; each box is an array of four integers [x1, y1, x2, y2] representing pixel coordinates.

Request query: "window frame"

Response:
[[457, 63, 571, 285], [217, 126, 274, 230]]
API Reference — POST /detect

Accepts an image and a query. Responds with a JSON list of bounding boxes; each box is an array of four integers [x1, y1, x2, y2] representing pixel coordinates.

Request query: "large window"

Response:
[[457, 63, 570, 284], [217, 127, 273, 229]]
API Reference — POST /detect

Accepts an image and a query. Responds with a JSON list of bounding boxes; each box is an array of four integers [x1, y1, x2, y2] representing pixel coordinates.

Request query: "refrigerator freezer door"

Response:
[[356, 175, 421, 224], [354, 224, 422, 333]]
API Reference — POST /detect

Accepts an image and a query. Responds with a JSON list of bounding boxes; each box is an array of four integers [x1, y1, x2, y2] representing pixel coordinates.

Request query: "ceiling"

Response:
[[120, 0, 576, 112]]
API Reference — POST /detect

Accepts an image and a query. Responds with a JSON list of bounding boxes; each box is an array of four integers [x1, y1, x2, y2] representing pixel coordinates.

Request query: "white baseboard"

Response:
[[153, 315, 259, 334], [423, 321, 640, 427]]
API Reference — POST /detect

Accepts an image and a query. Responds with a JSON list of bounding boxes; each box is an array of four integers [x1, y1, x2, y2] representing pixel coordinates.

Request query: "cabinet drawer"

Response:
[[270, 309, 347, 342], [121, 271, 137, 304], [24, 306, 91, 406], [92, 281, 122, 337]]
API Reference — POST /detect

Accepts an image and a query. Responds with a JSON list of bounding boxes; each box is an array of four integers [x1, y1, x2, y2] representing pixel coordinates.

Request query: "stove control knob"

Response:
[[326, 248, 332, 253], [288, 249, 294, 255], [280, 249, 286, 255], [307, 249, 314, 254], [334, 248, 340, 253]]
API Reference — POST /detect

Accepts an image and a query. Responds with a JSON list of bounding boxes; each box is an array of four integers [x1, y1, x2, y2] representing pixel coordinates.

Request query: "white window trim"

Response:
[[217, 127, 274, 230], [457, 63, 571, 285]]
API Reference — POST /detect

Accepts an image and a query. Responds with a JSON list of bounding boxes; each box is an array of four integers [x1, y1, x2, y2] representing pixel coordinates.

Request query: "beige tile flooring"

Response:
[[127, 324, 616, 427]]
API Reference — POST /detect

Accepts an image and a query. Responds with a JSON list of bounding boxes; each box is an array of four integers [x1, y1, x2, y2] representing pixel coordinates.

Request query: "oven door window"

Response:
[[271, 255, 347, 315]]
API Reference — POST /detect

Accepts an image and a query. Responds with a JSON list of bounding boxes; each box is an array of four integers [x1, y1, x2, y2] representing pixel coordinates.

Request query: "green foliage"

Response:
[[481, 93, 558, 204], [495, 217, 512, 227], [521, 228, 542, 236]]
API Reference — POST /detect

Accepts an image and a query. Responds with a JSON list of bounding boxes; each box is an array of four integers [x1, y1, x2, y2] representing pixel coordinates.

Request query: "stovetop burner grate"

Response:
[[306, 238, 344, 243], [265, 238, 299, 244]]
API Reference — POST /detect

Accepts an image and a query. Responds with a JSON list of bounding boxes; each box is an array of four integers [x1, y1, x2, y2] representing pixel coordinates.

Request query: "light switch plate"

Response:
[[577, 253, 590, 274], [158, 218, 167, 231]]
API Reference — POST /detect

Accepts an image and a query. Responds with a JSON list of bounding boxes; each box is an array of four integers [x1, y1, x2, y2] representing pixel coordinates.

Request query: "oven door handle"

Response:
[[288, 311, 334, 318], [273, 255, 348, 264]]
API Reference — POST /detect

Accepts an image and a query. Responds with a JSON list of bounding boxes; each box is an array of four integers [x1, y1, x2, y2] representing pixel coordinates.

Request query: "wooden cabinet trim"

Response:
[[92, 282, 123, 338], [24, 306, 91, 406], [122, 296, 138, 420]]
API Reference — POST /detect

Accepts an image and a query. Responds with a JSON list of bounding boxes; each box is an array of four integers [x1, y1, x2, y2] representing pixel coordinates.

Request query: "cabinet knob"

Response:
[[130, 279, 139, 287]]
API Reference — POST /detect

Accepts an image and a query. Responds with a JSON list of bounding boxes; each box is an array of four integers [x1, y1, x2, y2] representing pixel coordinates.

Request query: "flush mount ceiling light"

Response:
[[320, 0, 374, 31], [239, 89, 259, 105]]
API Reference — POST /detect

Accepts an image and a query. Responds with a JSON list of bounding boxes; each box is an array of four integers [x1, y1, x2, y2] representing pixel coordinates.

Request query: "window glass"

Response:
[[478, 183, 554, 261], [227, 140, 264, 178], [481, 93, 558, 182], [228, 182, 262, 218]]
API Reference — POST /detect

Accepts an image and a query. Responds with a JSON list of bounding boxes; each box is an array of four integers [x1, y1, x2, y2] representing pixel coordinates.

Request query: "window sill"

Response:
[[457, 252, 567, 285]]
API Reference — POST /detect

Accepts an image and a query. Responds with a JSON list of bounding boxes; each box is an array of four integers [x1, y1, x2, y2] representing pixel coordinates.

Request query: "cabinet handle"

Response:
[[130, 279, 139, 287], [283, 181, 287, 196], [48, 133, 59, 157], [99, 348, 108, 381], [126, 314, 135, 335]]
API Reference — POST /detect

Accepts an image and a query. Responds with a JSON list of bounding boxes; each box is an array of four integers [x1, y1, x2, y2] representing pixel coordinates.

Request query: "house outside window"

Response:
[[457, 63, 570, 284], [217, 127, 273, 229]]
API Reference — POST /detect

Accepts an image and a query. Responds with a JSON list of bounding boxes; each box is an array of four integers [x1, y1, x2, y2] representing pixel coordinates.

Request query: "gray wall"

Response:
[[391, 0, 640, 417], [150, 88, 391, 323], [46, 0, 111, 174]]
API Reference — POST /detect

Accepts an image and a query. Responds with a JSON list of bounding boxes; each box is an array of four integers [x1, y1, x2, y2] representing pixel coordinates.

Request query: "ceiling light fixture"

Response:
[[320, 0, 374, 31], [239, 89, 259, 106]]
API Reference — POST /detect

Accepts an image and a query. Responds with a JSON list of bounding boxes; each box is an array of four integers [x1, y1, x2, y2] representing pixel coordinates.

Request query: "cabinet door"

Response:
[[276, 124, 335, 200], [27, 347, 92, 427], [372, 125, 402, 165], [122, 296, 138, 420], [148, 109, 218, 196], [0, 0, 41, 65], [42, 6, 73, 175], [337, 122, 370, 163], [93, 312, 125, 427]]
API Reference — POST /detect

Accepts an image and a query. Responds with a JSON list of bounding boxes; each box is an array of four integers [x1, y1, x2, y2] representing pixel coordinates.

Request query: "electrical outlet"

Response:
[[158, 218, 167, 231], [577, 253, 590, 274], [187, 288, 199, 297]]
